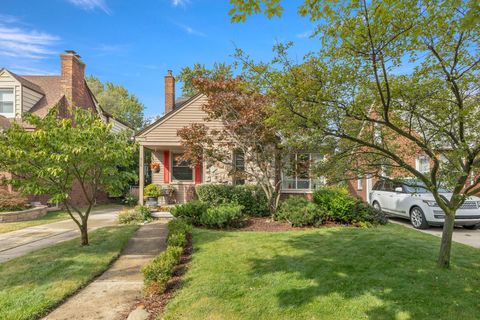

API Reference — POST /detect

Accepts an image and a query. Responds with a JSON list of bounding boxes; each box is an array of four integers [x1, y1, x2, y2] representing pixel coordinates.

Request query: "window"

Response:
[[0, 89, 14, 117], [233, 150, 245, 185], [372, 180, 383, 191], [172, 153, 193, 181], [357, 178, 363, 190], [282, 153, 324, 190], [416, 155, 430, 173]]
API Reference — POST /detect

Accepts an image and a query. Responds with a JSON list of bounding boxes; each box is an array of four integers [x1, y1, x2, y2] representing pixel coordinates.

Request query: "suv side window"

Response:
[[373, 180, 384, 191], [383, 180, 394, 192]]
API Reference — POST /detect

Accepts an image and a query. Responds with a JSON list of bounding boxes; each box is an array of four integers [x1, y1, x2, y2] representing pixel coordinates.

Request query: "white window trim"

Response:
[[357, 178, 363, 190], [281, 153, 325, 192], [170, 152, 194, 183], [415, 155, 430, 173], [0, 87, 15, 118]]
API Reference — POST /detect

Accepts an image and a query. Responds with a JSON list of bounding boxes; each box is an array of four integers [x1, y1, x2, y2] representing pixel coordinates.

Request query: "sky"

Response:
[[0, 0, 318, 118]]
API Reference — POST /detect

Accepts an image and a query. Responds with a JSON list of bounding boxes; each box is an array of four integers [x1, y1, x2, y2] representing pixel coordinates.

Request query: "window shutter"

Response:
[[163, 151, 170, 183], [195, 160, 202, 184]]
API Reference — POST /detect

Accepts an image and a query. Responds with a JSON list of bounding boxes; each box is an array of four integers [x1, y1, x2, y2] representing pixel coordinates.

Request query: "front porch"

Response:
[[138, 144, 202, 205]]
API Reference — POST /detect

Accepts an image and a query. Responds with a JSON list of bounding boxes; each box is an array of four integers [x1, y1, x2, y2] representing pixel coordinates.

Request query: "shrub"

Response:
[[170, 201, 209, 225], [353, 201, 388, 225], [144, 184, 161, 198], [168, 218, 192, 236], [123, 193, 138, 207], [200, 203, 245, 228], [0, 190, 27, 212], [313, 186, 358, 223], [118, 208, 143, 224], [195, 184, 233, 205], [231, 185, 269, 216], [167, 232, 187, 247], [141, 245, 183, 292], [118, 206, 152, 224], [313, 186, 387, 225], [196, 184, 268, 216], [138, 205, 152, 221], [275, 196, 325, 227]]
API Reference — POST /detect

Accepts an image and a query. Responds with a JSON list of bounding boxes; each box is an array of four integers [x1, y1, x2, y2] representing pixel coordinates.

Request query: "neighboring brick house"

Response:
[[346, 115, 444, 203], [135, 71, 324, 204], [0, 50, 131, 206]]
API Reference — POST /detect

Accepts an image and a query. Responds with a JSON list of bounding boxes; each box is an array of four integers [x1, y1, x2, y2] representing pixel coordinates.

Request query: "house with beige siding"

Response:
[[135, 71, 325, 204], [0, 50, 132, 206], [0, 50, 130, 133]]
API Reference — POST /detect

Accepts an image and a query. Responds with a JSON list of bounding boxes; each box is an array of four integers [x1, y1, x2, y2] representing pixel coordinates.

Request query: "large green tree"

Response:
[[177, 63, 233, 97], [230, 0, 480, 268], [0, 108, 136, 245], [86, 76, 146, 130]]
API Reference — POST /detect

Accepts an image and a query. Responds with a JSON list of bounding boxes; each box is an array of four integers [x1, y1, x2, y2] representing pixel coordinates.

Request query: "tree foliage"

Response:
[[177, 76, 282, 213], [0, 108, 136, 245], [86, 75, 146, 130], [177, 63, 233, 97], [231, 0, 480, 268]]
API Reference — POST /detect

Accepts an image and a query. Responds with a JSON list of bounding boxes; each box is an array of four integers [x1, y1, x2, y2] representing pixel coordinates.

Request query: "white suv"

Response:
[[370, 179, 480, 229]]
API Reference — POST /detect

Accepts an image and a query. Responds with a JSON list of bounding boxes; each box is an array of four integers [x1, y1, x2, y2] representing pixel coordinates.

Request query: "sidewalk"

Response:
[[44, 221, 168, 320], [0, 206, 122, 263]]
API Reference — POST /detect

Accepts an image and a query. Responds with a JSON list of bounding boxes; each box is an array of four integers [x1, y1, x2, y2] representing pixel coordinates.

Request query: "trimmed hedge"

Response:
[[200, 203, 245, 228], [195, 184, 269, 216], [141, 218, 191, 294], [141, 245, 183, 292], [275, 196, 325, 227]]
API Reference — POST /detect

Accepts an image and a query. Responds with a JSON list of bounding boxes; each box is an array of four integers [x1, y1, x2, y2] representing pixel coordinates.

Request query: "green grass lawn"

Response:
[[0, 225, 138, 320], [0, 204, 122, 234], [163, 224, 480, 320]]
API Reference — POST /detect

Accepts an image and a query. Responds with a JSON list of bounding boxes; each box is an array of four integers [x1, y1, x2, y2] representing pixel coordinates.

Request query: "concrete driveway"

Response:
[[0, 206, 122, 263], [390, 217, 480, 249]]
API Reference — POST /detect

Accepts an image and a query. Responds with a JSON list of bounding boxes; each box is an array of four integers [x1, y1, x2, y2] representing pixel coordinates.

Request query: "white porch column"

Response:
[[139, 144, 144, 205]]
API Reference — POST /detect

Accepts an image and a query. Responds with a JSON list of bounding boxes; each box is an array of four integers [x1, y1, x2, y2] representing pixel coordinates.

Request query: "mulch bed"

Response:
[[125, 233, 193, 320], [237, 217, 346, 232]]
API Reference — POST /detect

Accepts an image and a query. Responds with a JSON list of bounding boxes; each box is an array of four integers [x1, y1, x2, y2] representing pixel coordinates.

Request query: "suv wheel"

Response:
[[372, 201, 381, 212], [410, 206, 429, 229]]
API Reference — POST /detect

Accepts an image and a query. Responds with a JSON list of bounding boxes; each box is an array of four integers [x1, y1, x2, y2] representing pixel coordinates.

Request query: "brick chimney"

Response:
[[165, 70, 175, 114], [60, 50, 86, 107]]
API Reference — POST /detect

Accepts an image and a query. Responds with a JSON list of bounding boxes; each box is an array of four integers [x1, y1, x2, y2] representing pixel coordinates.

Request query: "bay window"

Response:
[[282, 153, 324, 191]]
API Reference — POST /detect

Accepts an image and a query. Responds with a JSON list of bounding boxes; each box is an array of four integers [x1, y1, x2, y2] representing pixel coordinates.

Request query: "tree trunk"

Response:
[[80, 222, 89, 246], [437, 212, 455, 268]]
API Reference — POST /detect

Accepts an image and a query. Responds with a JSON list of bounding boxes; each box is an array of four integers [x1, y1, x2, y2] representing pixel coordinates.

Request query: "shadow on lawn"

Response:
[[248, 227, 480, 320]]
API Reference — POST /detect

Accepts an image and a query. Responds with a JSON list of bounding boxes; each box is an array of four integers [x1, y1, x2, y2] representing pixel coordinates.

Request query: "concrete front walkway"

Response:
[[390, 217, 480, 249], [44, 221, 168, 320], [0, 206, 121, 263]]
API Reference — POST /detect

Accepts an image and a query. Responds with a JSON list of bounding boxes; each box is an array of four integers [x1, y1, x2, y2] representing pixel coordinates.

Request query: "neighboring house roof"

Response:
[[136, 93, 202, 137], [0, 67, 133, 130], [21, 76, 65, 116], [4, 70, 45, 94]]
